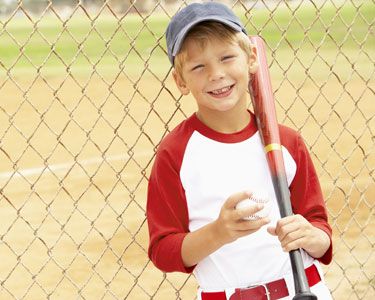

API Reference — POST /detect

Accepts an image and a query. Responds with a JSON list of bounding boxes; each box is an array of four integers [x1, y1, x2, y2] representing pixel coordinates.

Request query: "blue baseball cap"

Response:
[[166, 1, 248, 66]]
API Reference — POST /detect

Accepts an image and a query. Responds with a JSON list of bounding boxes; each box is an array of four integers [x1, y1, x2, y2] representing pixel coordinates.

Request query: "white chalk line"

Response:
[[0, 151, 153, 180], [0, 151, 372, 189]]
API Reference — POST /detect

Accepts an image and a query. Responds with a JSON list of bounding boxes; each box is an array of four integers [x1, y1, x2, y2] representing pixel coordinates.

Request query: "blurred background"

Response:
[[0, 0, 374, 299]]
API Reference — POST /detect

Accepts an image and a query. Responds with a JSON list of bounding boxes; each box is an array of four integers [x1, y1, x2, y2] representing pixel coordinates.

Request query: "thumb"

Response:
[[225, 190, 252, 209], [224, 191, 252, 209], [267, 226, 277, 236]]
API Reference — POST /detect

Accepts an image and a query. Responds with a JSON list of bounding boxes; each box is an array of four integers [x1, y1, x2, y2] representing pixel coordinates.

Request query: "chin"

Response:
[[215, 99, 242, 111]]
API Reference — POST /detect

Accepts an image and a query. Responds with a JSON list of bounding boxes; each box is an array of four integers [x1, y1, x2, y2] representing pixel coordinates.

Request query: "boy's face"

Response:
[[173, 35, 257, 120]]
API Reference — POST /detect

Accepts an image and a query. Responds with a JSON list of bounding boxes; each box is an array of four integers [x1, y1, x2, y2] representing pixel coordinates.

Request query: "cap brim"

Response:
[[171, 17, 245, 58]]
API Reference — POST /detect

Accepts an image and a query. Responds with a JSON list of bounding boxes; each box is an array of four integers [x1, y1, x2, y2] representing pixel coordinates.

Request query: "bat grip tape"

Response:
[[264, 143, 282, 153]]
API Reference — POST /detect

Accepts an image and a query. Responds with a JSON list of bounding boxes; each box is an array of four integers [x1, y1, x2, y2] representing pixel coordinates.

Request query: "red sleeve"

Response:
[[146, 124, 195, 273], [281, 126, 333, 265]]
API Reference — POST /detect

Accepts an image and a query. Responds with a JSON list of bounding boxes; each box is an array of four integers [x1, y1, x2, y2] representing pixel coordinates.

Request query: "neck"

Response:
[[196, 108, 251, 134]]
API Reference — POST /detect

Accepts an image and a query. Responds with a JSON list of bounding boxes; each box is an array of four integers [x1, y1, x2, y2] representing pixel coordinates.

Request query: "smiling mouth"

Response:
[[208, 85, 234, 96]]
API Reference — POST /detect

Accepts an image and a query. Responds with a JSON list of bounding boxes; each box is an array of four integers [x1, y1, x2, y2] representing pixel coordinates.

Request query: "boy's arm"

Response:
[[147, 147, 193, 273], [285, 130, 333, 264]]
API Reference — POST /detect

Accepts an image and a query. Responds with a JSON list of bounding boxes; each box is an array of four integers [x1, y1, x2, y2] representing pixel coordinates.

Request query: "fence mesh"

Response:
[[0, 0, 374, 299]]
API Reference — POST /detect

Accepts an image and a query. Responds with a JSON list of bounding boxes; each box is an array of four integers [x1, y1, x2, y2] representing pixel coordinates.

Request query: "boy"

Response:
[[147, 2, 333, 299]]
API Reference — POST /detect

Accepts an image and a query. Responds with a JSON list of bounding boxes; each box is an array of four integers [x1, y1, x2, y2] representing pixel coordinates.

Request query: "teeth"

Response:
[[211, 86, 231, 95]]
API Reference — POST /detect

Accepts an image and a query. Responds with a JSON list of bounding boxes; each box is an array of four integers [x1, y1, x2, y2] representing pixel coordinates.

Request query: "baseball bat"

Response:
[[248, 35, 318, 300]]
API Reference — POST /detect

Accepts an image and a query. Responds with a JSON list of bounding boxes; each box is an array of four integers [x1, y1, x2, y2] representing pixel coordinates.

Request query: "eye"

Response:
[[222, 55, 234, 61], [192, 64, 204, 71]]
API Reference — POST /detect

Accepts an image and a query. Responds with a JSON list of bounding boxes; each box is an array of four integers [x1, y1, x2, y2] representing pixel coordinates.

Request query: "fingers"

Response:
[[267, 226, 276, 236], [225, 190, 268, 221], [237, 216, 271, 231], [224, 190, 252, 210], [224, 217, 270, 243], [235, 202, 265, 221], [271, 215, 312, 252], [215, 191, 270, 245]]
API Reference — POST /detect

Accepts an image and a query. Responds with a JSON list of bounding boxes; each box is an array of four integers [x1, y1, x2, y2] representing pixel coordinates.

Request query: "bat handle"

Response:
[[290, 250, 318, 300], [271, 175, 318, 300]]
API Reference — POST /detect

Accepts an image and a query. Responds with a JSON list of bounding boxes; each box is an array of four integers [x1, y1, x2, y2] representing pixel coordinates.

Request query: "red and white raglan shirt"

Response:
[[147, 111, 332, 292]]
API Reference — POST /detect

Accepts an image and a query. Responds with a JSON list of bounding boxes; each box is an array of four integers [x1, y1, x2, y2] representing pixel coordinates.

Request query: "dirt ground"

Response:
[[0, 74, 374, 300]]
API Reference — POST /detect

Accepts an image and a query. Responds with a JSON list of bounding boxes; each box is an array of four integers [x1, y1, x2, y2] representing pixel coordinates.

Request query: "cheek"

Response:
[[187, 75, 205, 91], [229, 61, 248, 76], [241, 65, 251, 82]]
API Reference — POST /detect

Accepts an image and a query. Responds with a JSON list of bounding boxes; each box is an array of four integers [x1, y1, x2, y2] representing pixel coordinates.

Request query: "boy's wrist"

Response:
[[211, 219, 231, 247], [181, 221, 227, 268], [305, 226, 331, 259]]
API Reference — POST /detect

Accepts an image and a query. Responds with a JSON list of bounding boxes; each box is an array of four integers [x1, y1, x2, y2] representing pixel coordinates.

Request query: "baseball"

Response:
[[236, 190, 271, 220]]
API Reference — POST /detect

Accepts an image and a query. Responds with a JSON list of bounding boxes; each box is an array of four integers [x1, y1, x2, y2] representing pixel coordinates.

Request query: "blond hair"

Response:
[[174, 21, 253, 80]]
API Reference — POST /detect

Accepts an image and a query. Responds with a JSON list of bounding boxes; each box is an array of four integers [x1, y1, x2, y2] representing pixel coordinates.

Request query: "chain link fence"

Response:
[[0, 0, 374, 299]]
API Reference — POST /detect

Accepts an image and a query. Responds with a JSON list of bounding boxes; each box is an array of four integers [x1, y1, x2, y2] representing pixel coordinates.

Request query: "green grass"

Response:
[[0, 1, 373, 79], [242, 1, 374, 46]]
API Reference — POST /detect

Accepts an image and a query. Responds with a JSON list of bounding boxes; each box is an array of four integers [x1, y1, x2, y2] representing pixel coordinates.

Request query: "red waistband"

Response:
[[201, 263, 321, 300]]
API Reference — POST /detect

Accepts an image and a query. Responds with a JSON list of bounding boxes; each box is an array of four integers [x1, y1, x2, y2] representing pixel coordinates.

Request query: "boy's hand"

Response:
[[181, 191, 270, 268], [267, 214, 331, 259], [214, 191, 270, 245]]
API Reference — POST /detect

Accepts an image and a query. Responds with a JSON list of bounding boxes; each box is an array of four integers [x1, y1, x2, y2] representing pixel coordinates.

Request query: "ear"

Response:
[[172, 71, 190, 95], [248, 45, 258, 74]]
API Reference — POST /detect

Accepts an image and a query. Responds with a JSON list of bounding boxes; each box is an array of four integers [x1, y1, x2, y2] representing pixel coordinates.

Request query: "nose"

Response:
[[208, 63, 225, 81]]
